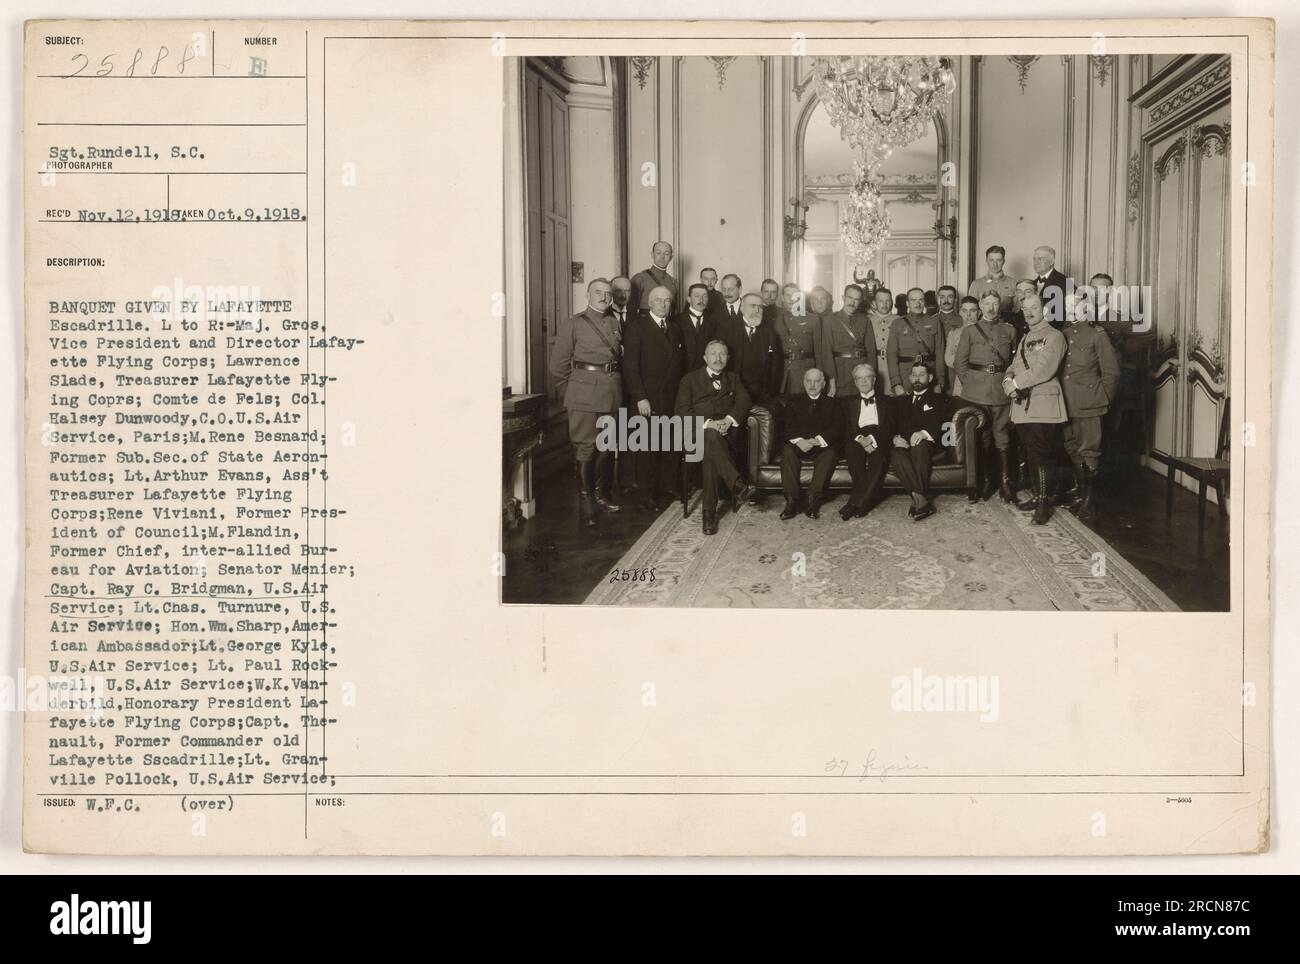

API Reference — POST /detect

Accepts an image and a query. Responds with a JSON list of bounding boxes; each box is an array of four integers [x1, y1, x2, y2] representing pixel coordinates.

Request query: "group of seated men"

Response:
[[550, 239, 1121, 536]]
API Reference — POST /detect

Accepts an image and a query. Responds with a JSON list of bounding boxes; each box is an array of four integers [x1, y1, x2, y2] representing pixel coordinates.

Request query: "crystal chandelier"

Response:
[[813, 56, 954, 265], [812, 56, 956, 163], [839, 159, 891, 266]]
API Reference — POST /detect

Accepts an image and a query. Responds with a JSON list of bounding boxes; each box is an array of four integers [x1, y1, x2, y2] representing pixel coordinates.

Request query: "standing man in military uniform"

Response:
[[1060, 294, 1121, 521], [630, 240, 678, 313], [955, 291, 1018, 502], [549, 277, 624, 527], [774, 284, 834, 397], [968, 244, 1018, 321], [825, 284, 877, 399], [867, 287, 900, 396], [1003, 291, 1068, 526], [887, 287, 947, 395]]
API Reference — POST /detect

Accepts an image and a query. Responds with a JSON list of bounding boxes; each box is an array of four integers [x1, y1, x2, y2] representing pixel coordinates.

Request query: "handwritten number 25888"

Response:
[[66, 46, 198, 77]]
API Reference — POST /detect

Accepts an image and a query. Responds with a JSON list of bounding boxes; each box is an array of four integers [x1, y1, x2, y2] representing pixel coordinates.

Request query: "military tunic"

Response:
[[549, 305, 624, 461], [887, 313, 947, 391], [630, 266, 678, 314], [868, 311, 899, 394], [824, 310, 879, 394], [968, 273, 1018, 320], [954, 318, 1017, 450], [1060, 320, 1122, 468], [1004, 323, 1067, 425], [773, 309, 834, 394], [1004, 321, 1066, 472]]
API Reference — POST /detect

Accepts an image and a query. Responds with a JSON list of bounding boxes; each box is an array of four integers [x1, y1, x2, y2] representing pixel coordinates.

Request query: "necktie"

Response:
[[730, 304, 737, 318]]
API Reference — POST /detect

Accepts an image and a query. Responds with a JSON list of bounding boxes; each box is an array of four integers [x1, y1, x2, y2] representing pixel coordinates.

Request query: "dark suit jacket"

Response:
[[674, 366, 751, 427], [1037, 268, 1070, 328], [783, 392, 843, 448], [841, 392, 897, 450], [720, 316, 781, 402], [896, 386, 950, 445], [709, 299, 743, 329], [623, 315, 685, 413], [673, 309, 718, 374], [605, 304, 635, 342], [705, 289, 725, 317]]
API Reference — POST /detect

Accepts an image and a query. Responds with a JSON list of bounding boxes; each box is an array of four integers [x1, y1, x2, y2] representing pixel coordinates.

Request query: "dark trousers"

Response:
[[780, 442, 838, 503], [890, 440, 937, 499], [699, 427, 742, 514], [635, 440, 681, 498], [1016, 423, 1057, 470], [844, 438, 891, 509]]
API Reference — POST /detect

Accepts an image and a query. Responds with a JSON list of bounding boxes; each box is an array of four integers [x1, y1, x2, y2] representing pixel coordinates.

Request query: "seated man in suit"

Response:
[[891, 360, 951, 522], [674, 339, 755, 535], [779, 368, 842, 520], [839, 363, 897, 520]]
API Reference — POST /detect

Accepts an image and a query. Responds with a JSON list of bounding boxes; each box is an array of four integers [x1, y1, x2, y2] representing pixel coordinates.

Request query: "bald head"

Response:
[[647, 285, 672, 318]]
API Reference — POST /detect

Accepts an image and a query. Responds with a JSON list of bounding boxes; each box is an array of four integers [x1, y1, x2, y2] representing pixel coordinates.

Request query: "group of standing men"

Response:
[[550, 239, 1120, 533]]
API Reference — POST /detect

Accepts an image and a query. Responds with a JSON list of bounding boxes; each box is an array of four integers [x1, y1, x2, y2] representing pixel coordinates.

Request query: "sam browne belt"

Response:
[[834, 349, 869, 359], [574, 360, 620, 374]]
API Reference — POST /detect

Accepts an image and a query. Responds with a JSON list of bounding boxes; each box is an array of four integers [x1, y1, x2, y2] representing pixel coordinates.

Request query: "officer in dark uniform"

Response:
[[955, 291, 1018, 502], [549, 277, 624, 527], [1060, 293, 1121, 520], [825, 284, 877, 398], [887, 287, 947, 394]]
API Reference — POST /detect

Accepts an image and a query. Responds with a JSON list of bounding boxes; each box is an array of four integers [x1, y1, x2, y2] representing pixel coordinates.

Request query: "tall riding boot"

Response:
[[1016, 463, 1038, 511], [1077, 465, 1098, 521], [1031, 466, 1052, 525], [576, 460, 598, 528], [592, 450, 621, 512], [998, 450, 1016, 503], [969, 449, 983, 503], [983, 441, 1000, 500]]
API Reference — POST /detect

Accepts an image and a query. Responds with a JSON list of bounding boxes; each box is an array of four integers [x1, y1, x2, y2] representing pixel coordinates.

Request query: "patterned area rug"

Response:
[[584, 493, 1179, 611]]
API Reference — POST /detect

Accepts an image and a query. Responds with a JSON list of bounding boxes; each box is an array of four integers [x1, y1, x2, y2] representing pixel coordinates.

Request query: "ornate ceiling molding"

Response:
[[804, 171, 936, 188], [1149, 59, 1231, 123]]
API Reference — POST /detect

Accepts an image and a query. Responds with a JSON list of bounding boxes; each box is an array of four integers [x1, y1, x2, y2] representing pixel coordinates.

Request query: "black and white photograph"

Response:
[[500, 52, 1233, 611]]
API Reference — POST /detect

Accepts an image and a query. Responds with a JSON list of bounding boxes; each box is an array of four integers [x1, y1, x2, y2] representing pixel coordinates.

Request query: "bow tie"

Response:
[[861, 394, 876, 403]]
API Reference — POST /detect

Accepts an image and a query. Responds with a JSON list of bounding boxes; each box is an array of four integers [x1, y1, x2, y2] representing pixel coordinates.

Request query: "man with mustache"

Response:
[[890, 360, 951, 522]]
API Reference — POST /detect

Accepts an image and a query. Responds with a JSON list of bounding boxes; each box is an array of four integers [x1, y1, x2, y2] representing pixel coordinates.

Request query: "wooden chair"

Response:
[[1165, 398, 1230, 548]]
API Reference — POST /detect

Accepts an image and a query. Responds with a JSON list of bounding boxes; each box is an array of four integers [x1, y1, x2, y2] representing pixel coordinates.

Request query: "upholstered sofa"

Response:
[[745, 402, 987, 496]]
